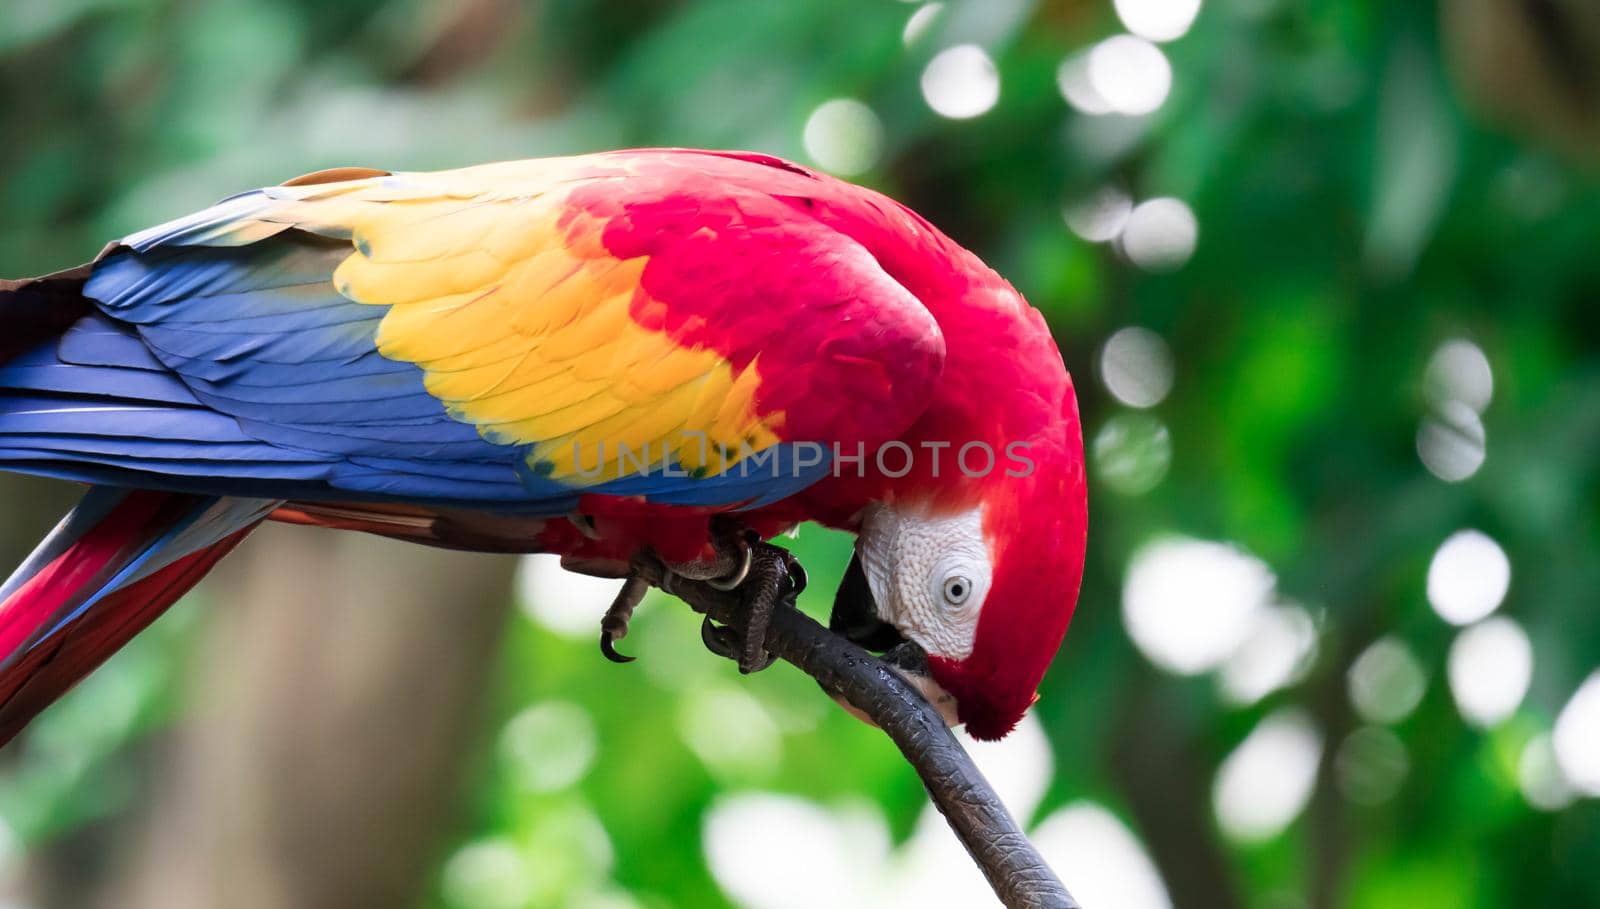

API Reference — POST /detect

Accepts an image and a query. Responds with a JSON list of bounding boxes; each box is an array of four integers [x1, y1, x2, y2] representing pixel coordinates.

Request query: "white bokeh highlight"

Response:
[[903, 3, 943, 46], [1100, 326, 1175, 408], [1417, 401, 1486, 482], [679, 685, 783, 782], [1424, 339, 1494, 414], [1553, 671, 1600, 796], [706, 794, 889, 909], [1427, 530, 1511, 626], [703, 716, 1173, 909], [921, 44, 1000, 119], [1519, 732, 1578, 811], [1057, 53, 1114, 115], [500, 701, 599, 793], [1114, 0, 1202, 42], [803, 98, 885, 176], [516, 553, 624, 637], [1334, 725, 1410, 805], [1031, 804, 1174, 909], [1064, 186, 1134, 242], [1219, 604, 1318, 705], [1347, 636, 1427, 725], [1087, 36, 1172, 116], [1093, 413, 1172, 496], [441, 838, 535, 909], [1123, 537, 1275, 675], [1213, 709, 1322, 843], [1446, 616, 1532, 728], [1122, 198, 1198, 271]]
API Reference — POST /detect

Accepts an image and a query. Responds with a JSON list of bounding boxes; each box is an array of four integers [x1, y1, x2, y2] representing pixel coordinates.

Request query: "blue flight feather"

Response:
[[0, 200, 837, 514]]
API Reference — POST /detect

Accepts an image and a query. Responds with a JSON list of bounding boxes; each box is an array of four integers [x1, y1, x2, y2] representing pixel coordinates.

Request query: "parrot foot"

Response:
[[606, 524, 806, 673], [696, 541, 807, 674], [599, 568, 651, 664]]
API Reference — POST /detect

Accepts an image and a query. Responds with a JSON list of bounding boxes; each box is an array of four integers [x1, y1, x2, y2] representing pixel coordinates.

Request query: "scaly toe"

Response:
[[598, 573, 648, 665], [739, 647, 778, 674]]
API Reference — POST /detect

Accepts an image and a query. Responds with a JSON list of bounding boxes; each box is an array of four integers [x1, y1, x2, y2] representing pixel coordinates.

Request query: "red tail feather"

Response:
[[0, 491, 180, 659], [0, 530, 249, 744], [0, 490, 263, 745]]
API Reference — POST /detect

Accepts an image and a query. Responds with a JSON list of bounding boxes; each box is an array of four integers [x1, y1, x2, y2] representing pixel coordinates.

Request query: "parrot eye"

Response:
[[942, 575, 973, 605]]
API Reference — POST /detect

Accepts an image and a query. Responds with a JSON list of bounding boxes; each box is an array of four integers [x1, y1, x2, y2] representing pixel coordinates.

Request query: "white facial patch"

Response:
[[856, 502, 992, 661]]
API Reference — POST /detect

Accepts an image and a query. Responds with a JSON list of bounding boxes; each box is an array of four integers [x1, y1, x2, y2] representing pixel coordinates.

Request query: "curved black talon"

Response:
[[598, 573, 648, 666], [684, 541, 800, 674], [701, 615, 738, 658], [600, 625, 635, 663], [781, 552, 807, 596], [703, 615, 778, 672]]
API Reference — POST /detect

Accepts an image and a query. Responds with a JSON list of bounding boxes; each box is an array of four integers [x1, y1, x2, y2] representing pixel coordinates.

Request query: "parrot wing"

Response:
[[5, 151, 945, 513]]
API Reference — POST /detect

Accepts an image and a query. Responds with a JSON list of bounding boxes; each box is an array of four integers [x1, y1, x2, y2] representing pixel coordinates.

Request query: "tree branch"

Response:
[[645, 560, 1082, 909]]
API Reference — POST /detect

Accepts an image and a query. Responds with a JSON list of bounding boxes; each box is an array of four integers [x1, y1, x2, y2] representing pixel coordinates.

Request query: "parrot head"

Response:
[[830, 367, 1087, 741]]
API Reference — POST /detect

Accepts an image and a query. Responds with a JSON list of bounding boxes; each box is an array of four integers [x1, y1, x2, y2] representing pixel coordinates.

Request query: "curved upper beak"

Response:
[[827, 552, 959, 727], [829, 552, 903, 651]]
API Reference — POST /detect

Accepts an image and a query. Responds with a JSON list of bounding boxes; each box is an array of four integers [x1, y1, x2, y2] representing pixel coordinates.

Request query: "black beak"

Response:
[[829, 552, 906, 653], [826, 552, 943, 726]]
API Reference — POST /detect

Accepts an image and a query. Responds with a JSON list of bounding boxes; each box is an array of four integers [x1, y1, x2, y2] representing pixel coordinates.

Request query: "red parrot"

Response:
[[0, 149, 1086, 742]]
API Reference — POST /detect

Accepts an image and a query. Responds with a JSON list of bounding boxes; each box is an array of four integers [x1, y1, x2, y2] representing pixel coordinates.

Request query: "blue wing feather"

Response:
[[57, 317, 169, 371], [0, 192, 830, 514]]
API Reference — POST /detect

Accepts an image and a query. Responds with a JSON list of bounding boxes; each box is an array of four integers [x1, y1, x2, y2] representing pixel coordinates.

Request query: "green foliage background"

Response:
[[1, 1, 1598, 907]]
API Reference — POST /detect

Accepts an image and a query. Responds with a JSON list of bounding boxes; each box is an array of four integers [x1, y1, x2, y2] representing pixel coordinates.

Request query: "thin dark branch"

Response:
[[645, 562, 1082, 909]]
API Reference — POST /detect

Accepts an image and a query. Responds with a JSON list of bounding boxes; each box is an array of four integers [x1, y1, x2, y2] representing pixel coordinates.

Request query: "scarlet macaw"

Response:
[[0, 149, 1086, 742]]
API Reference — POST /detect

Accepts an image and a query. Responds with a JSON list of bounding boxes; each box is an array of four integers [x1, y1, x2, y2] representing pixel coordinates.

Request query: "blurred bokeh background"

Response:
[[2, 0, 1599, 907]]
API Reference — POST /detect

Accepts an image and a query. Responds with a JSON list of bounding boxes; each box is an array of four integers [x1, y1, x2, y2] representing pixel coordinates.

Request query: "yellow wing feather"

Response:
[[245, 160, 784, 484]]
